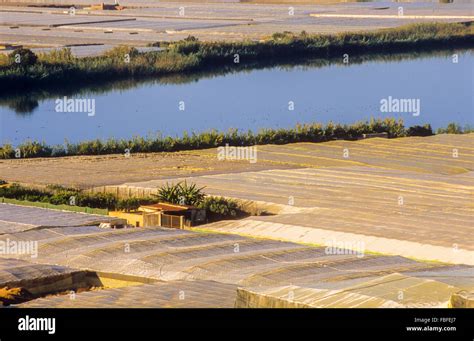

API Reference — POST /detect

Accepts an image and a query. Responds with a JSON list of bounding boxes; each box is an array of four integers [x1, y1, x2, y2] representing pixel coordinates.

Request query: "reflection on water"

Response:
[[1, 49, 473, 145]]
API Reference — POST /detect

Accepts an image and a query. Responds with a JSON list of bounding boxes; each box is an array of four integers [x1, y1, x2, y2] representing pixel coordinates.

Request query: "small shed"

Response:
[[140, 203, 206, 229]]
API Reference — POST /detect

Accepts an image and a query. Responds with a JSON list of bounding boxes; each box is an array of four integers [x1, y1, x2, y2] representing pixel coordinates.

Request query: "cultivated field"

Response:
[[1, 135, 472, 265]]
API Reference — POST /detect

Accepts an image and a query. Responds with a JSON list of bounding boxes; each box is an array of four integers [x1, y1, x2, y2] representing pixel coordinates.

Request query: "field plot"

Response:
[[98, 135, 474, 264], [0, 204, 118, 234], [0, 150, 291, 187], [0, 205, 472, 307], [21, 280, 238, 308], [0, 258, 101, 301]]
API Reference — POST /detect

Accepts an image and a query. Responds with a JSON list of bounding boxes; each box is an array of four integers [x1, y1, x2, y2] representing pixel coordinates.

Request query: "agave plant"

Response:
[[177, 181, 206, 206], [154, 181, 205, 206]]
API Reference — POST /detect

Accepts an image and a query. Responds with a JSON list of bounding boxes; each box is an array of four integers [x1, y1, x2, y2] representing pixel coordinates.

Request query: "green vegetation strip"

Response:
[[1, 118, 472, 159], [1, 22, 473, 91], [0, 182, 244, 219], [0, 197, 108, 216]]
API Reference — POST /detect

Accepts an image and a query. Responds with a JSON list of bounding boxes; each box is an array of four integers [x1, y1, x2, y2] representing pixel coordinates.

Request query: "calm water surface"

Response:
[[1, 50, 473, 145]]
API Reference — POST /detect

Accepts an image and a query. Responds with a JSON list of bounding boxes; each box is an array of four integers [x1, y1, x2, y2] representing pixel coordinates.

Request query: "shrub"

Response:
[[0, 144, 14, 159], [115, 197, 157, 212], [8, 48, 37, 67], [154, 181, 205, 206], [38, 48, 74, 64], [76, 192, 117, 209], [198, 196, 240, 218], [17, 141, 51, 158], [437, 122, 463, 134], [406, 124, 433, 136], [104, 45, 139, 61], [0, 183, 118, 209]]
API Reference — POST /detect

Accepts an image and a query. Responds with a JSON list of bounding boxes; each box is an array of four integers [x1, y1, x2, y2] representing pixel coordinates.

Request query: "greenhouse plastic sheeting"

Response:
[[20, 280, 237, 308]]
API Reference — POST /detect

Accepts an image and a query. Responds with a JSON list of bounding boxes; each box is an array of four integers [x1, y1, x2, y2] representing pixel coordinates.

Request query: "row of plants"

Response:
[[1, 22, 473, 91], [1, 118, 472, 159], [163, 23, 474, 64], [0, 181, 244, 219], [0, 183, 151, 210]]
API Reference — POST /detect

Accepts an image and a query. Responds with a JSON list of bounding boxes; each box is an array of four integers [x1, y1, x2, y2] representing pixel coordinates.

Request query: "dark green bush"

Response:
[[8, 48, 38, 67], [115, 197, 157, 212], [198, 196, 241, 218], [0, 183, 117, 209], [406, 124, 433, 136]]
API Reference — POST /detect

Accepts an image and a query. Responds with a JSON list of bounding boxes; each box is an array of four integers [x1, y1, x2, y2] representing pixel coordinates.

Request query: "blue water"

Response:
[[1, 50, 473, 145]]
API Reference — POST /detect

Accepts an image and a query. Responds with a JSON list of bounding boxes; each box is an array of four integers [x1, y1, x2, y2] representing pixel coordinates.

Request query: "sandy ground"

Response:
[[1, 1, 472, 54]]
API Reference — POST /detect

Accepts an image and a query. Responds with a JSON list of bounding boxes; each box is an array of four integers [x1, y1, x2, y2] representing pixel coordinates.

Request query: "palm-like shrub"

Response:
[[154, 181, 205, 206], [0, 144, 14, 159]]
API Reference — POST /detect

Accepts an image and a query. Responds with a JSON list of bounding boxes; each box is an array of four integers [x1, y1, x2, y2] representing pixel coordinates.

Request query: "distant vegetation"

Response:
[[437, 123, 474, 134], [0, 181, 244, 219], [0, 22, 473, 91], [1, 119, 472, 159], [0, 183, 153, 210]]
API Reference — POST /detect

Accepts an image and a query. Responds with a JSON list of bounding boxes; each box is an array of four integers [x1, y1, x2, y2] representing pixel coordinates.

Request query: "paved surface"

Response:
[[0, 1, 472, 54]]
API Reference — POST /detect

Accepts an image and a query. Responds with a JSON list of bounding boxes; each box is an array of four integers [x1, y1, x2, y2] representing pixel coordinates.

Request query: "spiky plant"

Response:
[[154, 181, 205, 206]]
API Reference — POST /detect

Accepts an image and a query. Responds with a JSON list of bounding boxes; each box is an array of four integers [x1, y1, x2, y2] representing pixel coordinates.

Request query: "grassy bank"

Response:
[[0, 197, 109, 215], [0, 22, 473, 91], [1, 119, 472, 159]]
